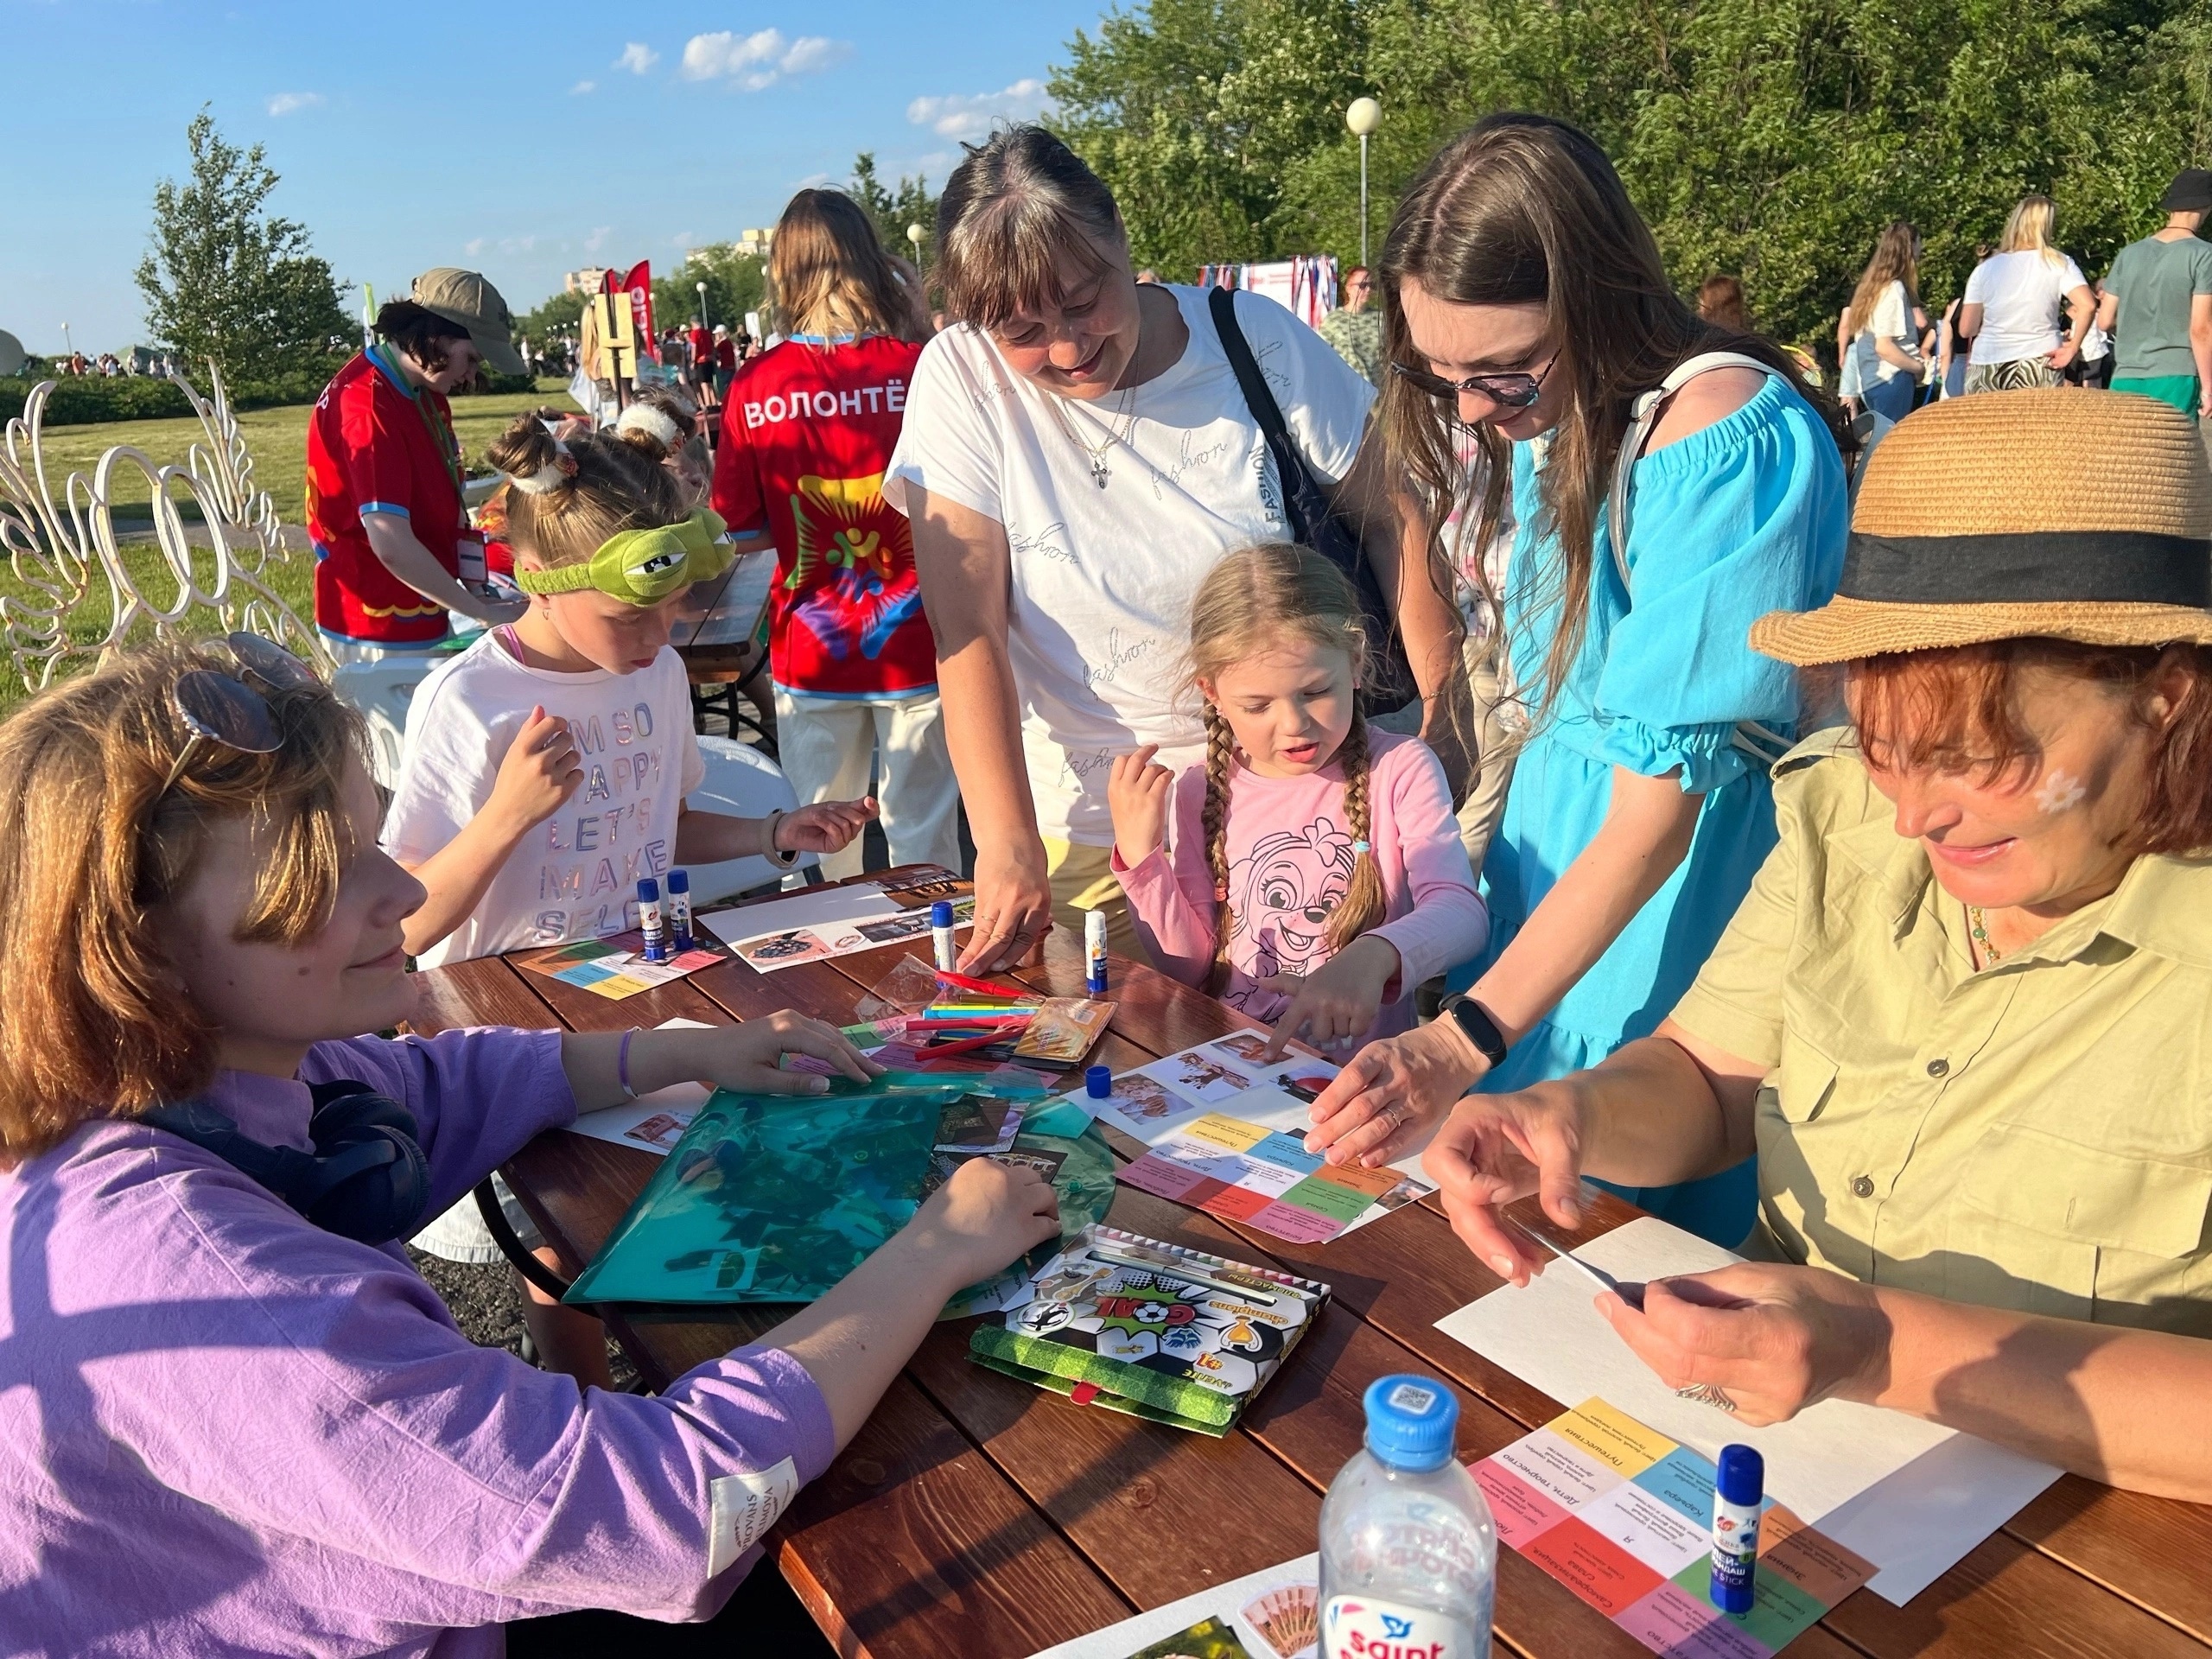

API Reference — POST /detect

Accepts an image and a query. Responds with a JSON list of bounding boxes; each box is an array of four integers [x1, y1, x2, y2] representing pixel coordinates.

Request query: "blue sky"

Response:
[[1, 0, 1109, 353]]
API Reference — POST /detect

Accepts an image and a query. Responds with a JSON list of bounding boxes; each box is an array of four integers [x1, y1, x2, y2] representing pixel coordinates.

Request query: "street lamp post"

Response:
[[60, 321, 72, 362], [1345, 97, 1382, 269], [906, 223, 926, 258], [695, 280, 709, 333]]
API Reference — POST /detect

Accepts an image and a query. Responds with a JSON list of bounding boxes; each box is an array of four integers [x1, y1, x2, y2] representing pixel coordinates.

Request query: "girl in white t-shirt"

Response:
[[1961, 195, 2094, 391], [1842, 221, 1927, 429], [383, 408, 873, 1384]]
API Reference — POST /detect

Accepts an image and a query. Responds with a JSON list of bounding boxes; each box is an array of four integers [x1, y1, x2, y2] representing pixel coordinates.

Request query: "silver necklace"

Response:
[[1048, 386, 1139, 488]]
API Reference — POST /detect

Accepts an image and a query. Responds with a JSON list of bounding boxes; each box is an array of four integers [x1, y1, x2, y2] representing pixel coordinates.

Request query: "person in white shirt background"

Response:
[[1959, 194, 2095, 392], [1842, 221, 1929, 450]]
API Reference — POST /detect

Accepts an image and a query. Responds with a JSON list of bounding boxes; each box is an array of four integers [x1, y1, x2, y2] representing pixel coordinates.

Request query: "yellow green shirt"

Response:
[[1671, 728, 2212, 1334]]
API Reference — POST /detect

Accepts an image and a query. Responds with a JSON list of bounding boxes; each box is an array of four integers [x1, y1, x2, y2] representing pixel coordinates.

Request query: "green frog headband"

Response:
[[514, 508, 733, 604]]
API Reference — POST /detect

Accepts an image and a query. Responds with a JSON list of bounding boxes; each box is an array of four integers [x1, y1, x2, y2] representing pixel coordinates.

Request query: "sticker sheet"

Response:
[[972, 1227, 1329, 1434], [1477, 1399, 1875, 1657], [1025, 1555, 1319, 1659], [1077, 1039, 1434, 1241]]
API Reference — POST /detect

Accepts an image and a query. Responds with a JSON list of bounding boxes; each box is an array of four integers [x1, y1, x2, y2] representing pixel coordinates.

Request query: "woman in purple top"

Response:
[[0, 639, 1060, 1656]]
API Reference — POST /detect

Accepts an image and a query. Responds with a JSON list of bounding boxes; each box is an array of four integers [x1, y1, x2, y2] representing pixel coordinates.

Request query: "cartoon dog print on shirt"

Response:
[[1227, 817, 1357, 979]]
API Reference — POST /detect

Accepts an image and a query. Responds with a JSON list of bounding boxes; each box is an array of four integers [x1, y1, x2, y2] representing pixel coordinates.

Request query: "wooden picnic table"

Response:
[[409, 866, 2212, 1659]]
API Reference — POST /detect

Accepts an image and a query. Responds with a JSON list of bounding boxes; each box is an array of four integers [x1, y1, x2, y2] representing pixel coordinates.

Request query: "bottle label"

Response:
[[1322, 1593, 1478, 1659]]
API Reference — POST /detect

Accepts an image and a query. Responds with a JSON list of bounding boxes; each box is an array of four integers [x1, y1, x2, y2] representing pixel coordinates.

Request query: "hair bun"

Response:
[[486, 413, 575, 495]]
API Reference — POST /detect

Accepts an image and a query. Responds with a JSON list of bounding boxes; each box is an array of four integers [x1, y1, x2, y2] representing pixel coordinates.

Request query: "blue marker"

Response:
[[1710, 1443, 1763, 1616], [665, 869, 695, 952], [637, 878, 669, 963]]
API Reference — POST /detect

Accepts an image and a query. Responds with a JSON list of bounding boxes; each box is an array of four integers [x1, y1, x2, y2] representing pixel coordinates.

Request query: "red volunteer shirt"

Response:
[[687, 325, 711, 368], [710, 335, 936, 696], [305, 347, 469, 645]]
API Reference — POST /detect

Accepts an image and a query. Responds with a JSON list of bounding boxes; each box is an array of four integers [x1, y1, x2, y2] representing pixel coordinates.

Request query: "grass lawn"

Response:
[[0, 377, 575, 713]]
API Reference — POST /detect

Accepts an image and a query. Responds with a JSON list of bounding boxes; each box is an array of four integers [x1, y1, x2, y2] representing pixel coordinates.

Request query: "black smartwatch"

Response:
[[1439, 993, 1510, 1070]]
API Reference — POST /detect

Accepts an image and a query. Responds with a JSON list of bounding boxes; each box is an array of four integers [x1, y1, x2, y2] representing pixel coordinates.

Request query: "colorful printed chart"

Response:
[[1079, 1038, 1433, 1242], [1476, 1399, 1875, 1658], [516, 935, 729, 1001], [1116, 1112, 1415, 1243]]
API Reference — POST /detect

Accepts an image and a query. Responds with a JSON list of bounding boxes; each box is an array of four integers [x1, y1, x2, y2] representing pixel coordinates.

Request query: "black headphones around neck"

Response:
[[140, 1079, 433, 1244]]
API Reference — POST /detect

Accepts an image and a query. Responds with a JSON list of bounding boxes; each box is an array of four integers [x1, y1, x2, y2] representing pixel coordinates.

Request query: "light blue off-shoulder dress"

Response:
[[1469, 374, 1848, 1246]]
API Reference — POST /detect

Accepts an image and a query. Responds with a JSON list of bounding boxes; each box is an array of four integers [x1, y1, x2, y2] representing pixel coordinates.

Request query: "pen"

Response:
[[1512, 1217, 1646, 1310]]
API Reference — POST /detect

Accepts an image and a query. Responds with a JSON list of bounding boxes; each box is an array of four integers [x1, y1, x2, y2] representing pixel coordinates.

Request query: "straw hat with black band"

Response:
[[1751, 389, 2212, 666]]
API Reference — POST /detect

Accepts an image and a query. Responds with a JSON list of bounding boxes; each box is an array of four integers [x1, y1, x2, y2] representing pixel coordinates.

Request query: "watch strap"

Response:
[[1442, 993, 1510, 1069]]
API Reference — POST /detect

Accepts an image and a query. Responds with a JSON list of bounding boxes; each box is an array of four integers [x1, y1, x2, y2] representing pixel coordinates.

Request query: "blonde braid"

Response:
[[1201, 702, 1238, 995], [1325, 706, 1389, 952]]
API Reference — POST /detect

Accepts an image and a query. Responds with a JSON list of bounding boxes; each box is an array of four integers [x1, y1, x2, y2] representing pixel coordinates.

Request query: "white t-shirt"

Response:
[[883, 283, 1376, 843], [1964, 249, 2088, 365], [1865, 282, 1913, 383], [381, 633, 706, 969]]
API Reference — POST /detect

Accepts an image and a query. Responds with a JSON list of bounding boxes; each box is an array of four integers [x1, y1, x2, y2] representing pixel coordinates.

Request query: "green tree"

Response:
[[134, 109, 353, 379], [512, 288, 586, 354], [652, 246, 767, 340], [1050, 0, 2205, 351], [850, 153, 941, 257]]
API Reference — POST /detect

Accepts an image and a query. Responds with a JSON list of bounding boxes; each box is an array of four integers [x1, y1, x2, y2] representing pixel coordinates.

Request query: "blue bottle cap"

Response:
[[1085, 1065, 1112, 1099], [1361, 1374, 1458, 1471], [1717, 1444, 1764, 1506], [666, 869, 690, 894], [931, 899, 955, 926], [637, 877, 660, 901]]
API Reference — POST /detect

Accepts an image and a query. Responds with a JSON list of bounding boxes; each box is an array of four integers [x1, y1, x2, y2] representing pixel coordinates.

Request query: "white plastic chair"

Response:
[[683, 733, 817, 904], [332, 658, 443, 791]]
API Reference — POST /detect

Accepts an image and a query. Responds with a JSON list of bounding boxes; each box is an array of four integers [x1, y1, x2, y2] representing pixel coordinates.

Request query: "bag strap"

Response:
[[1208, 287, 1309, 535], [1603, 351, 1791, 774], [1605, 352, 1781, 588]]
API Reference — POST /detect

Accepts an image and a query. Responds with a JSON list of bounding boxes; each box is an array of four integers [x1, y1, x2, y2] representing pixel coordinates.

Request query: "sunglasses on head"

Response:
[[1389, 352, 1559, 410], [162, 632, 324, 794]]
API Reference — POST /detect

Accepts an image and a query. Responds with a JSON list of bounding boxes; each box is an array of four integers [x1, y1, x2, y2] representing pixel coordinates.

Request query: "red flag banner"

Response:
[[619, 261, 658, 362]]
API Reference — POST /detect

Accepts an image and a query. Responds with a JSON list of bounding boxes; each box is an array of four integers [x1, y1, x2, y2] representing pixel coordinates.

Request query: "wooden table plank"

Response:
[[776, 1376, 1136, 1659], [2005, 1479, 2212, 1644]]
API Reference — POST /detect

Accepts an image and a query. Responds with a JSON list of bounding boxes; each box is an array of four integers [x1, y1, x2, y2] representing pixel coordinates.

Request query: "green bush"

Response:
[[0, 376, 194, 426]]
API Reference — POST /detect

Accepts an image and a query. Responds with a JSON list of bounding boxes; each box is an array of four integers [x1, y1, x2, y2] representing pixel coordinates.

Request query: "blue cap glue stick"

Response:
[[930, 900, 957, 972], [1084, 909, 1109, 995], [637, 878, 667, 963], [665, 869, 694, 953], [1711, 1442, 1763, 1616]]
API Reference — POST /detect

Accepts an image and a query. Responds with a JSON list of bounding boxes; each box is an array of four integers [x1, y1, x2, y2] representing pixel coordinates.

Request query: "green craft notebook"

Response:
[[564, 1077, 1114, 1309], [969, 1227, 1331, 1435]]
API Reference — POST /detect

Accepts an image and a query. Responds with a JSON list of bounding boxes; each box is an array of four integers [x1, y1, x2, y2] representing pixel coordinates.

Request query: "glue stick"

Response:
[[1085, 909, 1109, 995], [665, 869, 695, 952], [931, 900, 957, 971], [638, 878, 668, 963], [1710, 1443, 1763, 1616]]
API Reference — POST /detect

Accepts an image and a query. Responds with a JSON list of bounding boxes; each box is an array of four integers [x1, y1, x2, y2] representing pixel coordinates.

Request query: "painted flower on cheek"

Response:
[[2033, 768, 2086, 815]]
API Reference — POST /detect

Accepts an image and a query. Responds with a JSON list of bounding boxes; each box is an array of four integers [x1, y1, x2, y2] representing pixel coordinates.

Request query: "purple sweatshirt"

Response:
[[0, 1027, 835, 1657]]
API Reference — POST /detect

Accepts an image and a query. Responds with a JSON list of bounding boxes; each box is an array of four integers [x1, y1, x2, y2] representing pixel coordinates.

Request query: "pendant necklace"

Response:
[[1050, 386, 1138, 488], [1967, 904, 2003, 967]]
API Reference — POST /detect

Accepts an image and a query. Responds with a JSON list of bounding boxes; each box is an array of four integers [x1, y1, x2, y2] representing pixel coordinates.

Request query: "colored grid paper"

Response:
[[1115, 1112, 1407, 1243], [1477, 1399, 1874, 1658]]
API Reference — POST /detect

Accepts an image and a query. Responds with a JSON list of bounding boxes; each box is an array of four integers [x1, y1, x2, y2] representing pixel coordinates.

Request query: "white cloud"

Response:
[[584, 226, 613, 255], [616, 41, 658, 73], [671, 231, 696, 247], [569, 79, 597, 95], [906, 77, 1049, 142], [464, 237, 488, 257], [679, 29, 852, 91], [265, 91, 323, 117]]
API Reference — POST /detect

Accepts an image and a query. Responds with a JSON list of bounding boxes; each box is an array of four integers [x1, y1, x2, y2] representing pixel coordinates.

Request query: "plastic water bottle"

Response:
[[1319, 1375, 1497, 1658]]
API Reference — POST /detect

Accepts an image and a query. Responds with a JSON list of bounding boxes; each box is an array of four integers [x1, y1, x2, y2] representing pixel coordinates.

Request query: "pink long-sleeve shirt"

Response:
[[0, 1026, 835, 1657], [1112, 729, 1488, 1042]]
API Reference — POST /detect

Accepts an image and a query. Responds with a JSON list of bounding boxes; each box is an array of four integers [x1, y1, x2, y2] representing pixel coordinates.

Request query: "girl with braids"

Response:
[[383, 408, 874, 1383], [1106, 545, 1485, 1076], [1302, 114, 1848, 1243]]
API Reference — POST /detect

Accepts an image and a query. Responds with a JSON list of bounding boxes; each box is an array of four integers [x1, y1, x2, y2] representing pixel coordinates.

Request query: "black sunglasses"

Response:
[[162, 632, 324, 793], [1389, 352, 1560, 410]]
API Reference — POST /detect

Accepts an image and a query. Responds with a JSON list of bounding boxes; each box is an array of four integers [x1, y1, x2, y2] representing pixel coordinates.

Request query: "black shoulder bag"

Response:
[[1207, 286, 1420, 716]]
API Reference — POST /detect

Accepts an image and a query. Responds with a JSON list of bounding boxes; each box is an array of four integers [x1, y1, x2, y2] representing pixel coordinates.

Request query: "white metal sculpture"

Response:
[[0, 366, 329, 692]]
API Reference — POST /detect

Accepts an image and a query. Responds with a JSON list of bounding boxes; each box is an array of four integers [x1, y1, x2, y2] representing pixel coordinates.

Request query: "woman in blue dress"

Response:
[[1306, 114, 1850, 1246]]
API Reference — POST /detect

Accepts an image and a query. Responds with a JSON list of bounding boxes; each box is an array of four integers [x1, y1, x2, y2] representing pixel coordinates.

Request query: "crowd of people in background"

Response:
[[6, 110, 2212, 1656]]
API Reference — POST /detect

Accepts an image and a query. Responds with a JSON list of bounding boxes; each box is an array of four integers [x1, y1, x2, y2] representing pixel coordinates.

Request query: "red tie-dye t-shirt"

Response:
[[709, 335, 936, 696]]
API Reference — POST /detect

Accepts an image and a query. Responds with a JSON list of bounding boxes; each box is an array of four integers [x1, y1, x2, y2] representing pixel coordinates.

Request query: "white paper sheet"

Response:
[[1433, 1216, 2059, 1602], [565, 1019, 714, 1156], [1028, 1553, 1319, 1659], [696, 883, 899, 946]]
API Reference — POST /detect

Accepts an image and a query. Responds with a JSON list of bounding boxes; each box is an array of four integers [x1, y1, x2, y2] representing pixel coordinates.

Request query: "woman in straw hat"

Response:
[[1348, 390, 2212, 1491]]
